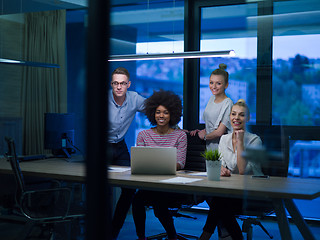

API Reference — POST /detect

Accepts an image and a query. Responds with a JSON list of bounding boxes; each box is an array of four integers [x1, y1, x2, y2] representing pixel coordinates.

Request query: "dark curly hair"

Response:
[[144, 89, 182, 127]]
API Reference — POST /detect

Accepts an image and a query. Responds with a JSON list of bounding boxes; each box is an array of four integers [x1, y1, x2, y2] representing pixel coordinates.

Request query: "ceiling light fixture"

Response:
[[0, 58, 60, 68], [108, 50, 235, 62]]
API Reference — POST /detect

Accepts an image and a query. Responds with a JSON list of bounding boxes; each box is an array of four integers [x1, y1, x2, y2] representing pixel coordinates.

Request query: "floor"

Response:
[[1, 207, 320, 240], [117, 208, 320, 240]]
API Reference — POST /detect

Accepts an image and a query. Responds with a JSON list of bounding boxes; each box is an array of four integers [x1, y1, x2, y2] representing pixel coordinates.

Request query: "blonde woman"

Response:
[[199, 99, 263, 240], [190, 63, 233, 151]]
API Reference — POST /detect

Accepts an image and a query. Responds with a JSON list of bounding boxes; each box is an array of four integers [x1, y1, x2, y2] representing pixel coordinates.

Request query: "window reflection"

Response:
[[109, 1, 184, 148], [272, 0, 320, 126], [200, 4, 258, 124], [132, 59, 184, 146], [289, 140, 320, 178]]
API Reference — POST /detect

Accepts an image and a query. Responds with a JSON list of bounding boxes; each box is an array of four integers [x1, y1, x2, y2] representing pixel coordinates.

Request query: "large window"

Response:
[[64, 0, 320, 221], [109, 1, 185, 148], [199, 3, 258, 124], [194, 1, 320, 219], [134, 58, 184, 137], [271, 0, 320, 219], [67, 1, 185, 150], [272, 0, 320, 126], [288, 139, 320, 178], [272, 0, 320, 178]]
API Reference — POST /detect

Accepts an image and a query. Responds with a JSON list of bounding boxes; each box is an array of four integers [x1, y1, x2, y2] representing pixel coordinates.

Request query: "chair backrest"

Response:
[[168, 133, 206, 207], [247, 125, 289, 177], [184, 133, 206, 172], [5, 137, 26, 194]]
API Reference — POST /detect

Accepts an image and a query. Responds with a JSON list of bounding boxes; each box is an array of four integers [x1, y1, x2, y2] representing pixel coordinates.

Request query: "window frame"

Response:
[[184, 0, 320, 132]]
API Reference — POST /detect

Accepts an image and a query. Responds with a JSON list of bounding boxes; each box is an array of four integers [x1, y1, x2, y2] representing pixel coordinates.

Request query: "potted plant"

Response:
[[201, 149, 222, 181]]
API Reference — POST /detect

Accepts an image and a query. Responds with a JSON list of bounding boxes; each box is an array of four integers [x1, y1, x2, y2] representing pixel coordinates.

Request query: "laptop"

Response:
[[130, 146, 177, 175]]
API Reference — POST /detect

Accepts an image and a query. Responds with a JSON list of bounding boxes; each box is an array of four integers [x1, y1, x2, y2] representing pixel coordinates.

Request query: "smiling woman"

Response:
[[220, 99, 262, 176], [190, 63, 233, 151], [199, 99, 263, 240], [144, 90, 183, 128], [132, 89, 187, 240], [154, 105, 171, 130]]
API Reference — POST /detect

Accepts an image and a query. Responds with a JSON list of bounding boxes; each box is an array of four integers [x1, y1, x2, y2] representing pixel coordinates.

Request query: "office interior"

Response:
[[1, 0, 320, 239]]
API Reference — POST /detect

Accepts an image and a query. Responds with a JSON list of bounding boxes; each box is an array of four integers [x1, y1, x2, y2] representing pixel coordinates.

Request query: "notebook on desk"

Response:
[[130, 146, 177, 175]]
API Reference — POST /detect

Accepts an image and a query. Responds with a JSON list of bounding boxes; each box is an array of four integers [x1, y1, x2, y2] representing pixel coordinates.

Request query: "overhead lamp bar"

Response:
[[0, 58, 60, 68], [108, 50, 235, 62]]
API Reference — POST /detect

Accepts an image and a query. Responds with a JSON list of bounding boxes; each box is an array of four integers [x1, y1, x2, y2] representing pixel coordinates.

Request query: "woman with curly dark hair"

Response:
[[132, 89, 187, 240], [144, 89, 183, 127], [138, 89, 186, 170]]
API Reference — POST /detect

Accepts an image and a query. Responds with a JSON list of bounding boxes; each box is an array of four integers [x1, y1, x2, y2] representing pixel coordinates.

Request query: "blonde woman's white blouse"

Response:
[[218, 131, 263, 175]]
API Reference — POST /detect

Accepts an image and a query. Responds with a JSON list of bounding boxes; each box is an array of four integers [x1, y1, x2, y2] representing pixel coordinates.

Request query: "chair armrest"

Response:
[[19, 187, 73, 221]]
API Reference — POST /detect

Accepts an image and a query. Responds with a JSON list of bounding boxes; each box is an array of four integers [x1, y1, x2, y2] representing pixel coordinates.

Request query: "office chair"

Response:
[[237, 125, 289, 240], [147, 133, 206, 240], [4, 136, 84, 240]]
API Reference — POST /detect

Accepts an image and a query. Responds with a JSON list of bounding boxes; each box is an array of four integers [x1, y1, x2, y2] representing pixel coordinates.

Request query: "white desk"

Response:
[[0, 158, 319, 239]]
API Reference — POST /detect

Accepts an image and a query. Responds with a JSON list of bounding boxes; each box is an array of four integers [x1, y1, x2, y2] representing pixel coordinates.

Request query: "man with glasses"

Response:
[[108, 67, 145, 239]]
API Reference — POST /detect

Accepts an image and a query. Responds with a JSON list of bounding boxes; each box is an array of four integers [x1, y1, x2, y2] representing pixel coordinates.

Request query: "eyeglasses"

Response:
[[111, 81, 128, 87]]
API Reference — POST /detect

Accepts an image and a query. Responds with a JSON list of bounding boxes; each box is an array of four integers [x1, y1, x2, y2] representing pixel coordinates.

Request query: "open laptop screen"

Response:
[[130, 146, 176, 175]]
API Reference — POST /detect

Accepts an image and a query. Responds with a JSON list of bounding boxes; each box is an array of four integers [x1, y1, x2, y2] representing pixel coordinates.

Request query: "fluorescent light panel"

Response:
[[0, 58, 59, 68], [108, 50, 235, 62]]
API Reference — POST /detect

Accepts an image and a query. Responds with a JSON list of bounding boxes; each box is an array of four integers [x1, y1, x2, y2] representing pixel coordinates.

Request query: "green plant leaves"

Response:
[[201, 149, 221, 161]]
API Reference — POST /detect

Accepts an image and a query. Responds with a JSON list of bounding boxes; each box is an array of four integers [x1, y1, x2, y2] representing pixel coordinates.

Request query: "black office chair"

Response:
[[237, 152, 278, 240], [184, 133, 207, 172], [4, 136, 84, 240], [147, 133, 206, 240], [237, 125, 289, 240]]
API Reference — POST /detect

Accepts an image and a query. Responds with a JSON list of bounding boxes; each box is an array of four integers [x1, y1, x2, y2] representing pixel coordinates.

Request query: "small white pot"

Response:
[[206, 160, 221, 181]]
